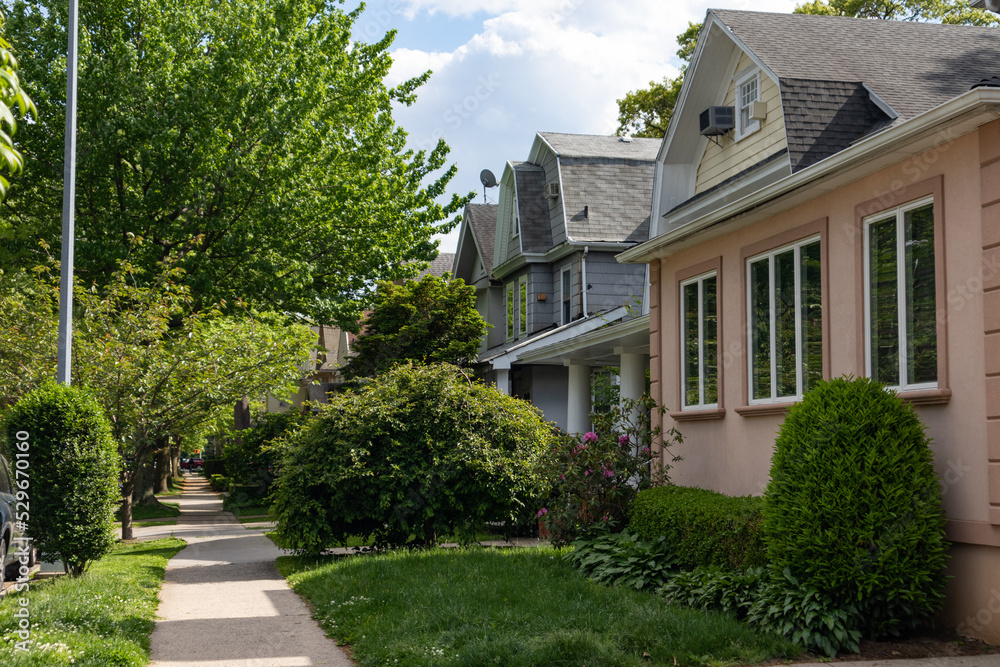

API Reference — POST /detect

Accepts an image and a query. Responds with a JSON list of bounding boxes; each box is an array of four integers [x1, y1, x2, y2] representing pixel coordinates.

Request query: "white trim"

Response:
[[518, 274, 529, 336], [505, 282, 515, 341], [863, 196, 937, 392], [863, 83, 900, 120], [734, 68, 761, 141], [680, 271, 719, 410], [560, 266, 572, 326], [746, 235, 821, 405]]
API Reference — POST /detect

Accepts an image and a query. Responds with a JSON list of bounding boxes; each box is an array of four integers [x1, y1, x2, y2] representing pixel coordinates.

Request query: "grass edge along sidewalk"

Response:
[[277, 545, 800, 667], [0, 538, 185, 666]]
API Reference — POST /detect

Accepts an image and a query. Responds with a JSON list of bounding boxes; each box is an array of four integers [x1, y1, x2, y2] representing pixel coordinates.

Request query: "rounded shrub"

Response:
[[2, 383, 121, 576], [272, 363, 554, 554], [763, 376, 949, 640]]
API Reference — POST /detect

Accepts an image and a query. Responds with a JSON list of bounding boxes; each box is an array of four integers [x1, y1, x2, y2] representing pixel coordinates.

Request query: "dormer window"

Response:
[[735, 69, 760, 140], [512, 195, 520, 239]]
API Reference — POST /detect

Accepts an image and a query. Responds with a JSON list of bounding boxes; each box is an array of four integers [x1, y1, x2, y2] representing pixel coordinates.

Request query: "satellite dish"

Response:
[[480, 169, 498, 188]]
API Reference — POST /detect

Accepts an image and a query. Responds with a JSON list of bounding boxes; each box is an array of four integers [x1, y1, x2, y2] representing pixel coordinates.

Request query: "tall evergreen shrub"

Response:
[[763, 376, 949, 640], [2, 383, 121, 576]]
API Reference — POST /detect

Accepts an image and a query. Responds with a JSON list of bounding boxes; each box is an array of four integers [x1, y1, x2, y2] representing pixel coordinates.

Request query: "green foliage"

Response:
[[273, 363, 554, 555], [538, 396, 680, 546], [0, 12, 35, 200], [794, 0, 999, 24], [2, 0, 472, 327], [615, 75, 683, 139], [628, 485, 767, 571], [565, 529, 678, 592], [208, 474, 230, 492], [0, 538, 184, 666], [763, 376, 949, 641], [345, 274, 488, 379], [2, 384, 120, 576], [224, 410, 310, 495], [660, 567, 767, 621], [202, 459, 226, 477]]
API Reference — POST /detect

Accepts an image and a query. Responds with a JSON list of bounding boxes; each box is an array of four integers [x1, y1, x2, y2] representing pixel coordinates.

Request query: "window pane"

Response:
[[519, 281, 528, 334], [683, 282, 700, 407], [905, 204, 936, 385], [869, 218, 899, 384], [774, 250, 797, 398], [506, 286, 514, 338], [562, 271, 571, 324], [703, 276, 718, 405], [801, 240, 823, 392], [750, 259, 771, 400]]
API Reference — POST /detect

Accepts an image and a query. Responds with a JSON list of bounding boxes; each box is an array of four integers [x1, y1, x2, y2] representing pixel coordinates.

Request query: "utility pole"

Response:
[[56, 0, 79, 385]]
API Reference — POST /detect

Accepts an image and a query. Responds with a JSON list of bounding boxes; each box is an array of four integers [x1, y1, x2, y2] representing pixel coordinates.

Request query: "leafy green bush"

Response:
[[2, 383, 121, 576], [565, 529, 678, 591], [209, 474, 230, 492], [272, 363, 553, 554], [202, 458, 226, 476], [538, 396, 680, 545], [763, 376, 949, 641], [628, 485, 766, 571], [224, 410, 310, 496], [660, 567, 767, 621]]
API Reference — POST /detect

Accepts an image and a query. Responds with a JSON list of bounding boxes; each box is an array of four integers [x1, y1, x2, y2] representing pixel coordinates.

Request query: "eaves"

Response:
[[493, 241, 638, 280], [619, 88, 1000, 264]]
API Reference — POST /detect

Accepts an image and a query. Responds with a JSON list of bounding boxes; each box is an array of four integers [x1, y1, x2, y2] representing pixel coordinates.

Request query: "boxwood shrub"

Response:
[[763, 376, 949, 641], [628, 485, 766, 571]]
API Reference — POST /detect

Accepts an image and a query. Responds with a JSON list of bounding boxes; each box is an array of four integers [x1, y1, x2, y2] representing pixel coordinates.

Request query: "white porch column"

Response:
[[566, 361, 592, 434], [617, 349, 647, 430], [493, 358, 511, 395]]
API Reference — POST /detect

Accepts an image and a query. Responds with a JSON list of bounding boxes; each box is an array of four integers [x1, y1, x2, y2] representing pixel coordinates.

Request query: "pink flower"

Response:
[[573, 444, 587, 455], [583, 431, 598, 443], [560, 474, 565, 480], [643, 447, 651, 454], [584, 469, 592, 477], [618, 435, 629, 447], [602, 467, 614, 478], [537, 508, 548, 517]]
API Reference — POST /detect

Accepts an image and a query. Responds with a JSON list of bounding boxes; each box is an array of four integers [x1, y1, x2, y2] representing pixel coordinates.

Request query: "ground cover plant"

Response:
[[0, 538, 185, 666], [278, 546, 800, 666], [273, 363, 553, 553]]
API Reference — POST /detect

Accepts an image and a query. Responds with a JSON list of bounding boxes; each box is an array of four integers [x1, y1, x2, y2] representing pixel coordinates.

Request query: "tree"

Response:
[[0, 11, 34, 200], [615, 3, 997, 138], [344, 274, 489, 379], [3, 383, 121, 576], [0, 262, 317, 539], [1, 0, 471, 328]]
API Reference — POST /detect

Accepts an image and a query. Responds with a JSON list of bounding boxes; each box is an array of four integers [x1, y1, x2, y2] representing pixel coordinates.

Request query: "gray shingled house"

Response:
[[618, 8, 1000, 643], [453, 132, 660, 432]]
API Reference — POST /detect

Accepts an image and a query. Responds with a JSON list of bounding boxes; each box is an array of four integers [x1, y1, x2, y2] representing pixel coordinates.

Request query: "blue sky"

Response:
[[348, 0, 800, 253]]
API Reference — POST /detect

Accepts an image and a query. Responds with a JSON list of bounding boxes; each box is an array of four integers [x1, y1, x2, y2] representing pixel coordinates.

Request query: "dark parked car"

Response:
[[0, 453, 34, 588]]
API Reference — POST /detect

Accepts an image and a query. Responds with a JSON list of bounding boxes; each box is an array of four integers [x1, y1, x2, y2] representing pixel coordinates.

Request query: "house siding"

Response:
[[585, 252, 645, 316], [695, 51, 788, 194]]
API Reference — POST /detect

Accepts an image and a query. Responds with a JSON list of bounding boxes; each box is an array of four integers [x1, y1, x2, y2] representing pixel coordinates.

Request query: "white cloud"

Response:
[[370, 0, 801, 252]]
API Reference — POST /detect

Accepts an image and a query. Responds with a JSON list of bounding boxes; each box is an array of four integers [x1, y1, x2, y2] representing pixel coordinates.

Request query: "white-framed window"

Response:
[[560, 267, 572, 325], [864, 197, 936, 391], [734, 69, 760, 140], [506, 282, 515, 340], [747, 236, 823, 403], [518, 275, 528, 336], [680, 272, 718, 410]]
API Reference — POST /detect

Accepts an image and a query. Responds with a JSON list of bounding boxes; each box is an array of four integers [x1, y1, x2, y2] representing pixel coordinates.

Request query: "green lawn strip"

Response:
[[0, 537, 185, 666], [154, 476, 188, 497], [277, 547, 800, 667], [227, 505, 272, 518], [116, 502, 180, 522], [238, 516, 274, 524], [135, 520, 178, 528]]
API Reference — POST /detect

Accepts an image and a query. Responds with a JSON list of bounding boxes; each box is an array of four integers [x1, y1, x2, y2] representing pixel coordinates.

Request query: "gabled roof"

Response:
[[712, 9, 1000, 122], [538, 132, 661, 160], [465, 203, 497, 275], [561, 160, 656, 243], [418, 253, 455, 279], [513, 162, 551, 253]]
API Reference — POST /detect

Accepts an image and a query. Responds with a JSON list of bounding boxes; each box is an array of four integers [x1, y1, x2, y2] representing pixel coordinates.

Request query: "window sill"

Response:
[[735, 403, 793, 417], [898, 388, 951, 406], [669, 408, 726, 422]]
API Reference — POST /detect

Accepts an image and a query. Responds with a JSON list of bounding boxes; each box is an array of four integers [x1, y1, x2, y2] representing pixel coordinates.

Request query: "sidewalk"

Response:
[[148, 474, 354, 667]]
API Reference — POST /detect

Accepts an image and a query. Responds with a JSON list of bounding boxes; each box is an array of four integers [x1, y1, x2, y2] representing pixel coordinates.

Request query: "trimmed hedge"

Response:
[[628, 485, 766, 571], [203, 458, 226, 476]]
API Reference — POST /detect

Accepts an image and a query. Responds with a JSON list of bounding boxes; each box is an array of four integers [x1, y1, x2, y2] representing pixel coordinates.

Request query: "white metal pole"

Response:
[[56, 0, 79, 385]]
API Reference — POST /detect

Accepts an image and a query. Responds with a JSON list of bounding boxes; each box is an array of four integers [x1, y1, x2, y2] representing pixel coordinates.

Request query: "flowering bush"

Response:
[[537, 395, 681, 545]]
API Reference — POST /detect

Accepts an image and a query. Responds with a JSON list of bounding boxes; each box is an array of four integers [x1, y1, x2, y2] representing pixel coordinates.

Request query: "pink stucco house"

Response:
[[619, 10, 1000, 642]]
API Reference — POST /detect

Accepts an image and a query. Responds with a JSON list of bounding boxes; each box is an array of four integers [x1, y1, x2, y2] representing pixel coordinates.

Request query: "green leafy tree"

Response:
[[616, 3, 997, 138], [344, 274, 489, 379], [0, 11, 34, 200], [2, 0, 471, 327], [0, 262, 317, 539], [2, 383, 121, 576], [273, 363, 553, 554]]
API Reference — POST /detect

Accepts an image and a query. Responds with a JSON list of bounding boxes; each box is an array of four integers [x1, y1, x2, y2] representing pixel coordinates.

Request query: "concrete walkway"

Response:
[[147, 475, 354, 667]]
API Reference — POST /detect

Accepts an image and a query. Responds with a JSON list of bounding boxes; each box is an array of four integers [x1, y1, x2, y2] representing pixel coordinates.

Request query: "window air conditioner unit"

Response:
[[545, 182, 560, 199], [699, 106, 735, 136]]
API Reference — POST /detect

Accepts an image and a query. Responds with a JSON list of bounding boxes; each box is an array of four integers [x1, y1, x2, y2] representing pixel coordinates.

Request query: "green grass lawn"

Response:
[[0, 537, 185, 666], [154, 476, 187, 497], [116, 501, 180, 522], [277, 547, 801, 667], [135, 520, 178, 528]]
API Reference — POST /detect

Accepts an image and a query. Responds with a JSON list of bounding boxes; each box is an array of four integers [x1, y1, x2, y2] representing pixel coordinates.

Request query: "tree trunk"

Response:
[[153, 441, 171, 493], [121, 477, 135, 540], [132, 456, 159, 507], [170, 439, 181, 478]]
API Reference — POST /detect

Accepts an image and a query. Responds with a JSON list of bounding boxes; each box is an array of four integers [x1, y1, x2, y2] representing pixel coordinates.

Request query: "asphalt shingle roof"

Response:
[[712, 10, 1000, 122], [539, 133, 662, 160], [561, 158, 655, 243], [465, 203, 497, 275], [513, 162, 552, 253], [418, 253, 455, 279]]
